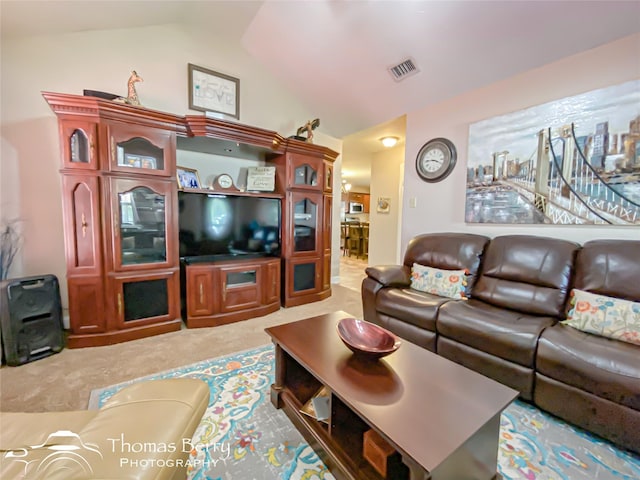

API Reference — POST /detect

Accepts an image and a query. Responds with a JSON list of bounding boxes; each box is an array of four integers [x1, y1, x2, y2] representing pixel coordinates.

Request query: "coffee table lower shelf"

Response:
[[272, 386, 408, 480]]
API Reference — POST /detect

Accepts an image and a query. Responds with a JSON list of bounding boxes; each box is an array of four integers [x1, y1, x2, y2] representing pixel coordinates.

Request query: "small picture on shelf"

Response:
[[300, 386, 330, 424], [177, 166, 201, 189], [140, 156, 157, 169], [119, 153, 157, 169]]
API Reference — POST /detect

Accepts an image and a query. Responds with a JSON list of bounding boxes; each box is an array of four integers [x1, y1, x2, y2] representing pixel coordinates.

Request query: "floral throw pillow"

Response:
[[410, 263, 469, 300], [562, 289, 640, 346]]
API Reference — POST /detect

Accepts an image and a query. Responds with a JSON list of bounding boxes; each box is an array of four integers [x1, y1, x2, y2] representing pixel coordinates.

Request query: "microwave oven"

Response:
[[349, 202, 364, 213]]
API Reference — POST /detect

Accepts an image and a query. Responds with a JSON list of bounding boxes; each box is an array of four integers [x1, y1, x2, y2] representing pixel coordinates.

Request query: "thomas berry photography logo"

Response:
[[3, 430, 230, 476], [3, 430, 102, 478], [108, 434, 230, 470]]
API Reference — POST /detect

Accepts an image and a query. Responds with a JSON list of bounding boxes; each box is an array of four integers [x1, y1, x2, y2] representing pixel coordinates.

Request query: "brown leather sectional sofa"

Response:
[[362, 233, 640, 454]]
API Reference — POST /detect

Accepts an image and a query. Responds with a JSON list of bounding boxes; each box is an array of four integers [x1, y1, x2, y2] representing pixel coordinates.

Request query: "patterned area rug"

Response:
[[89, 345, 640, 480]]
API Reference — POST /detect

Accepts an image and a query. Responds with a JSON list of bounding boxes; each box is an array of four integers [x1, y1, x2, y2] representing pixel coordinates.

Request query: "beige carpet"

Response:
[[0, 284, 362, 413]]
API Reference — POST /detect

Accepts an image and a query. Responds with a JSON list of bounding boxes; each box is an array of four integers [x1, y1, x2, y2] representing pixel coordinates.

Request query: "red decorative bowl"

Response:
[[337, 318, 401, 359]]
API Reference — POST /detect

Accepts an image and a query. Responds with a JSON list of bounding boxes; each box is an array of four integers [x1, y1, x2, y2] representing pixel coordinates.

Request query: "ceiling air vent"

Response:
[[387, 57, 419, 82]]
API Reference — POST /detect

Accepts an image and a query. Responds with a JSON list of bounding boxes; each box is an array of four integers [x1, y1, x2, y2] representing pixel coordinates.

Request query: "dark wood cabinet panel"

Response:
[[67, 277, 105, 335], [44, 92, 338, 345], [185, 257, 280, 328], [265, 259, 281, 304], [322, 252, 332, 291], [323, 160, 334, 193], [322, 195, 333, 290], [186, 265, 215, 317], [323, 194, 333, 253], [61, 175, 102, 275]]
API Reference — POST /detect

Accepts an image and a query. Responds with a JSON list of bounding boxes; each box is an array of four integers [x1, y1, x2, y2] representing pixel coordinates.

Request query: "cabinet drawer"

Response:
[[218, 267, 262, 313]]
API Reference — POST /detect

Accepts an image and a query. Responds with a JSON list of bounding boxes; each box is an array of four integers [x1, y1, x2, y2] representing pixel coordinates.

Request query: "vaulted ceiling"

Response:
[[3, 0, 639, 186]]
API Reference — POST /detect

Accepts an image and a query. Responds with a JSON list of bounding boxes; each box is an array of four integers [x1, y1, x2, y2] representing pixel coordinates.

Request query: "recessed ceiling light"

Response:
[[380, 136, 399, 148]]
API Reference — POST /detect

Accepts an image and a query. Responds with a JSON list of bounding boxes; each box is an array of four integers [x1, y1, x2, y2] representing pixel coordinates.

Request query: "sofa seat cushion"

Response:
[[437, 299, 555, 367], [376, 287, 451, 332], [537, 323, 640, 410]]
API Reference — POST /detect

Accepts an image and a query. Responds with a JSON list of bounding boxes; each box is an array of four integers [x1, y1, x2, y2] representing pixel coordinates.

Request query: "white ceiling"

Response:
[[2, 0, 639, 188]]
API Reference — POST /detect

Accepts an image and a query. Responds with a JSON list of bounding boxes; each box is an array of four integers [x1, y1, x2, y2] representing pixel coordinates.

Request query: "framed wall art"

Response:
[[188, 63, 239, 119], [465, 80, 639, 226], [377, 197, 391, 213]]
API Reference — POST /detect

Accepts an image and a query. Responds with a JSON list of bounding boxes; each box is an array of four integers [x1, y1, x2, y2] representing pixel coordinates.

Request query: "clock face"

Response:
[[416, 138, 457, 182], [217, 174, 233, 189]]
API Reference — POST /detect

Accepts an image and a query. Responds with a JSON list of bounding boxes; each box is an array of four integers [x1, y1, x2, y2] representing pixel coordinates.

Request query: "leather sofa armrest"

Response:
[[365, 265, 411, 287]]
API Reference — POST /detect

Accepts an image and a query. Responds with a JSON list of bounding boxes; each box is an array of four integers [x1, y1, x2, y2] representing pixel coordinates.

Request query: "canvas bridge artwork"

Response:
[[465, 80, 640, 225]]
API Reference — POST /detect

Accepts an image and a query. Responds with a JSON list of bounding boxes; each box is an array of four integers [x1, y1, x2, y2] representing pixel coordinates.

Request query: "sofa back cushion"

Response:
[[573, 239, 640, 302], [403, 233, 489, 295], [472, 235, 579, 317]]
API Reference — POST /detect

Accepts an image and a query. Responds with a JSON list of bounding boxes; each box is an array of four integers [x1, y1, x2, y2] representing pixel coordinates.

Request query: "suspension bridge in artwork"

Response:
[[466, 122, 640, 225]]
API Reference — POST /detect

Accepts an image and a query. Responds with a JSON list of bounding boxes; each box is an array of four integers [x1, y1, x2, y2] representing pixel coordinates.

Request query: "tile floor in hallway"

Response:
[[338, 254, 369, 292]]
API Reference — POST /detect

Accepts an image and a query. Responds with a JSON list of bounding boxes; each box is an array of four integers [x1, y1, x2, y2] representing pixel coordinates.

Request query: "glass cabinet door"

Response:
[[288, 154, 322, 190], [60, 121, 98, 169], [108, 123, 175, 176], [119, 187, 166, 265], [115, 137, 164, 171], [111, 178, 175, 271], [294, 163, 318, 186], [291, 193, 320, 254]]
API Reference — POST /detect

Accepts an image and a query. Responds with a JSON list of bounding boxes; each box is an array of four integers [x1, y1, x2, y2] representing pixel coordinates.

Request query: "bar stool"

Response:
[[348, 225, 363, 258], [340, 222, 350, 256], [362, 224, 369, 258]]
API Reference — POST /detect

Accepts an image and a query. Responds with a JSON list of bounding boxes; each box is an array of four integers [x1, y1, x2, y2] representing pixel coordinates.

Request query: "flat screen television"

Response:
[[178, 191, 281, 262]]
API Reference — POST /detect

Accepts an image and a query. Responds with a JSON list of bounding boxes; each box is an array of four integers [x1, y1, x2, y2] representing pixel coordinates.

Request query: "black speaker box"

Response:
[[0, 275, 65, 366]]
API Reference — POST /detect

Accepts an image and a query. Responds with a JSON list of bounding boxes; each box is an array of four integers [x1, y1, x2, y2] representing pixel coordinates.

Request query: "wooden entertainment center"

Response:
[[43, 92, 338, 348]]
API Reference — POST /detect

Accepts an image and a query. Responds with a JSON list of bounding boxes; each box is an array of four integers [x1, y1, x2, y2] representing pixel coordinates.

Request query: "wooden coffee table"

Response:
[[266, 311, 518, 480]]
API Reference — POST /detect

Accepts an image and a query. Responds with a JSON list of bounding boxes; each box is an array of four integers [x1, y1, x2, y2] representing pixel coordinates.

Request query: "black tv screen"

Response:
[[178, 192, 281, 260]]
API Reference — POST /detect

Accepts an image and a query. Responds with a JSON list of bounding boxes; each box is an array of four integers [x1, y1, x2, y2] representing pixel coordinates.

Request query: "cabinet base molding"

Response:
[[186, 302, 280, 328], [66, 318, 182, 348], [283, 288, 331, 308]]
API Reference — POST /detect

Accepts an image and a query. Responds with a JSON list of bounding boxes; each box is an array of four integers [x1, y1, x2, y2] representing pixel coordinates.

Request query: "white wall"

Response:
[[368, 144, 404, 266], [401, 34, 640, 252], [0, 23, 339, 306]]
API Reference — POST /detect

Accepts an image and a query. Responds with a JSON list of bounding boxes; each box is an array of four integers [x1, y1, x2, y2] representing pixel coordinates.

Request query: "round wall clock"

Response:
[[416, 137, 457, 183]]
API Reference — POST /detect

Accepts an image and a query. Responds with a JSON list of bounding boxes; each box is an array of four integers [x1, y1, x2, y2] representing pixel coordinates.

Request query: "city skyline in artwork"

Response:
[[465, 80, 640, 225]]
